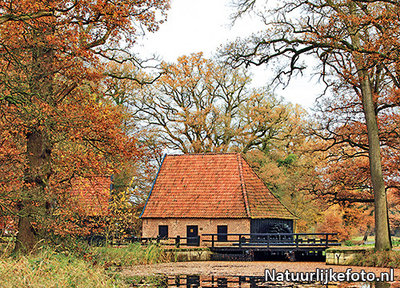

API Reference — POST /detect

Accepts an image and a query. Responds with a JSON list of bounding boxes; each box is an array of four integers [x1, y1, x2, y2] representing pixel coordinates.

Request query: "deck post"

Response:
[[175, 235, 180, 248], [295, 234, 299, 248], [211, 234, 214, 248], [325, 234, 329, 248], [267, 234, 270, 248]]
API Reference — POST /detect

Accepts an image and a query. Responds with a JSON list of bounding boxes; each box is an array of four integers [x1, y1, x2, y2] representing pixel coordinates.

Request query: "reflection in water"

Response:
[[154, 275, 396, 288]]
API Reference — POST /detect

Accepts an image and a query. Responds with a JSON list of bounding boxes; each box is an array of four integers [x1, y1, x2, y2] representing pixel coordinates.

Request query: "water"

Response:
[[133, 275, 395, 288]]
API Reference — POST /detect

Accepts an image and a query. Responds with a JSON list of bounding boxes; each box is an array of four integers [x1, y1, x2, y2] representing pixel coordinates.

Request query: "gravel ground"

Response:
[[122, 261, 400, 279]]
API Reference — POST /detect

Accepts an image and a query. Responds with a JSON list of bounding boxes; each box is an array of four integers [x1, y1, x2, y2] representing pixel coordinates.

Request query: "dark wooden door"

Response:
[[158, 225, 168, 239], [186, 225, 198, 246], [217, 225, 228, 242]]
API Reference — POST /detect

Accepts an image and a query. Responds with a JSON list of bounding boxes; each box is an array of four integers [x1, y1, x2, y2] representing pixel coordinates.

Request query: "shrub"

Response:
[[344, 240, 354, 246], [0, 248, 131, 288], [93, 242, 167, 267], [351, 250, 400, 268]]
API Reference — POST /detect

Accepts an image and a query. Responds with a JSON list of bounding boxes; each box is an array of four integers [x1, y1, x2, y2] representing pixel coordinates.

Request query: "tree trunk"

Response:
[[14, 215, 37, 254], [14, 130, 51, 254], [362, 226, 370, 244], [348, 8, 392, 250], [13, 24, 55, 254], [359, 73, 392, 251]]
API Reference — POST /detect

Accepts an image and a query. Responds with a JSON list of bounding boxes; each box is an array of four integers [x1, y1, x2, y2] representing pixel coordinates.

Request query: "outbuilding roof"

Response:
[[141, 153, 294, 219], [69, 176, 111, 216]]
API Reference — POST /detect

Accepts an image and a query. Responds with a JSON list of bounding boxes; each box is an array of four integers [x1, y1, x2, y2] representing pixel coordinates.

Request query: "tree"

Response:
[[244, 145, 327, 233], [105, 53, 318, 232], [225, 0, 400, 250], [310, 97, 400, 238], [103, 61, 165, 216], [129, 53, 305, 154], [0, 0, 169, 253]]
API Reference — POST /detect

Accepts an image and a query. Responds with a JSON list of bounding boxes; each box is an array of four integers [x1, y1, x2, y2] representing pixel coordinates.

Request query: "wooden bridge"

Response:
[[201, 232, 339, 259], [202, 232, 339, 250]]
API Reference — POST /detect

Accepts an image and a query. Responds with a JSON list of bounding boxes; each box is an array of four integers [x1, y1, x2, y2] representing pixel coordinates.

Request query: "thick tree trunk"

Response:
[[14, 215, 37, 254], [14, 130, 51, 254], [348, 10, 392, 250], [359, 74, 392, 251], [13, 25, 55, 254]]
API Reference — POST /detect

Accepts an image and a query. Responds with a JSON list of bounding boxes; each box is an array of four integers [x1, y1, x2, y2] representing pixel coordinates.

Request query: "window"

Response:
[[217, 225, 228, 242], [158, 225, 168, 239]]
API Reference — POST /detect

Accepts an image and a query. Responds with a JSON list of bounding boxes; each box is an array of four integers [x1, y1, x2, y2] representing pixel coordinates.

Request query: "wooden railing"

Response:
[[121, 236, 201, 247], [119, 232, 339, 249], [201, 232, 340, 249]]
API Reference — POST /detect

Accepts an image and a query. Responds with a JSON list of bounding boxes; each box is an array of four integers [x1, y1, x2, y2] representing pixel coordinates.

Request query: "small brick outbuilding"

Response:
[[140, 153, 295, 241], [69, 176, 111, 216]]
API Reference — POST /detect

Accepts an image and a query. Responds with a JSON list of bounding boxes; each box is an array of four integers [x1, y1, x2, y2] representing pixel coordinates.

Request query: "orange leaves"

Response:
[[0, 0, 170, 240], [0, 0, 170, 85], [133, 53, 307, 154], [161, 53, 210, 91], [316, 204, 351, 241]]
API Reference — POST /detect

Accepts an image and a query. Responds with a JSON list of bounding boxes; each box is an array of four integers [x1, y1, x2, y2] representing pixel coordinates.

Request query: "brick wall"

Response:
[[142, 218, 250, 246]]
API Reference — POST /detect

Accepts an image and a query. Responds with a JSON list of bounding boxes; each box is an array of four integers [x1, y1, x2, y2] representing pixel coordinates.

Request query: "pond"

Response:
[[133, 275, 396, 287]]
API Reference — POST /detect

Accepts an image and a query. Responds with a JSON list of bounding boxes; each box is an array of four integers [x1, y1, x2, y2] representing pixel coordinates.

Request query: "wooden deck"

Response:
[[201, 232, 340, 253]]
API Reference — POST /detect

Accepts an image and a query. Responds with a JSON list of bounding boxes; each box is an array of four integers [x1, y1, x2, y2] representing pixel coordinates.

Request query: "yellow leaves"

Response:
[[161, 53, 212, 90], [131, 52, 310, 154]]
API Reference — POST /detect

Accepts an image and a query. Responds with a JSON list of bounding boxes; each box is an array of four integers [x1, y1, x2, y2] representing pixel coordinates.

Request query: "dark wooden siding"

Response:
[[250, 218, 293, 234]]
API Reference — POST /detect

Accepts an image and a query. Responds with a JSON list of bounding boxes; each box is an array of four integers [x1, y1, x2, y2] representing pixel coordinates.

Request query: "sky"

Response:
[[135, 0, 324, 109]]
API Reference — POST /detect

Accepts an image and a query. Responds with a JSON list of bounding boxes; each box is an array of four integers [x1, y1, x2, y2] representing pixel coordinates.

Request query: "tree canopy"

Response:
[[0, 0, 169, 253], [126, 53, 306, 155], [224, 0, 400, 250]]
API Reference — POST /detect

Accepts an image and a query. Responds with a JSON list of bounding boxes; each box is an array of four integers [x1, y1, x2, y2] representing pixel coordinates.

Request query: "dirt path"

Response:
[[122, 261, 400, 279]]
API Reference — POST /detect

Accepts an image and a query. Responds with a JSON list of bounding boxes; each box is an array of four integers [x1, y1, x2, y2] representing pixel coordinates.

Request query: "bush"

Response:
[[344, 240, 354, 246], [392, 239, 400, 247], [0, 248, 131, 288], [350, 250, 400, 268], [93, 242, 167, 266], [0, 238, 169, 287]]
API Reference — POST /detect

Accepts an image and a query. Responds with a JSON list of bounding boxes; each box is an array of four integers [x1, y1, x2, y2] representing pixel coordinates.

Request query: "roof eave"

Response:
[[139, 154, 167, 218]]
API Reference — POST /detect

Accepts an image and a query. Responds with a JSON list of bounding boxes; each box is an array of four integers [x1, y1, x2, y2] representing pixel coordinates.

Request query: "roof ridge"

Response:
[[239, 154, 297, 219], [237, 153, 250, 217]]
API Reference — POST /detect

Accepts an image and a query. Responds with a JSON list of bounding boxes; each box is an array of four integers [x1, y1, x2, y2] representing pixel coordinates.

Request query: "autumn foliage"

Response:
[[130, 53, 308, 154], [224, 0, 400, 250], [3, 0, 400, 256], [0, 0, 169, 253]]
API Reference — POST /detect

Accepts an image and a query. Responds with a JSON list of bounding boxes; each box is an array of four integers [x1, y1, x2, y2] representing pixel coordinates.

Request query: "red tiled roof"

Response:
[[141, 153, 294, 219], [239, 156, 294, 219], [70, 176, 110, 216]]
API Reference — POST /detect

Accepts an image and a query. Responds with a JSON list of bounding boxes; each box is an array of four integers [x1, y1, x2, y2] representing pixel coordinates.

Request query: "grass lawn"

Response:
[[350, 236, 400, 246], [0, 242, 167, 288]]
